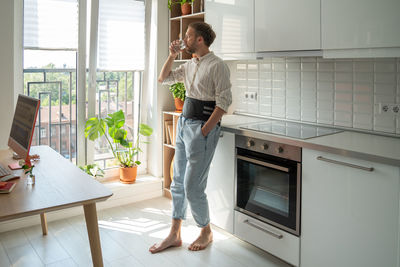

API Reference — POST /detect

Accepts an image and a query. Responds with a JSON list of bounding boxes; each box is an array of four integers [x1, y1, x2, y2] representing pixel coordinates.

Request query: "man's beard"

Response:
[[186, 45, 196, 54]]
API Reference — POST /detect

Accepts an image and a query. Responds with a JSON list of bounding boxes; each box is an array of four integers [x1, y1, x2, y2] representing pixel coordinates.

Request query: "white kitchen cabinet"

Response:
[[322, 0, 400, 49], [206, 131, 235, 234], [205, 0, 254, 54], [235, 211, 300, 266], [301, 148, 400, 267], [255, 0, 320, 52]]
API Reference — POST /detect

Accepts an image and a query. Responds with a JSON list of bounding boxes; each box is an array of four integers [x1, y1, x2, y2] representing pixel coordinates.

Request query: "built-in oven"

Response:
[[235, 135, 301, 236]]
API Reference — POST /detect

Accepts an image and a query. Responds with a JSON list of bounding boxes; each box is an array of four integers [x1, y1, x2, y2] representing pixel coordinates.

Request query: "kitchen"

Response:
[[163, 0, 400, 266], [0, 0, 399, 266]]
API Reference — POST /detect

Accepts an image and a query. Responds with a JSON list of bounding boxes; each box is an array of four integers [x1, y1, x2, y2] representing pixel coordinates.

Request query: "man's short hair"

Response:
[[188, 22, 216, 47]]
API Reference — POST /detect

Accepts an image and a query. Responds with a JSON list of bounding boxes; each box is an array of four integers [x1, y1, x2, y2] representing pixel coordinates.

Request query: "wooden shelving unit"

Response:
[[169, 0, 205, 60], [162, 111, 181, 199]]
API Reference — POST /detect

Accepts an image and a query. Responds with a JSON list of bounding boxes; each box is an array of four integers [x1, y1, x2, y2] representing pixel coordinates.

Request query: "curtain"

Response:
[[24, 0, 79, 50], [97, 0, 145, 70]]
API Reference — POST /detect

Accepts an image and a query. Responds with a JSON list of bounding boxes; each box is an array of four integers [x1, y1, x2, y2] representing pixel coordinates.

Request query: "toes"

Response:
[[149, 243, 161, 253], [149, 244, 156, 251]]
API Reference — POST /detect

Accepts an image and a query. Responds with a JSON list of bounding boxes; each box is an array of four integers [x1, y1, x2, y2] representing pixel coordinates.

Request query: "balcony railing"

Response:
[[24, 68, 143, 168]]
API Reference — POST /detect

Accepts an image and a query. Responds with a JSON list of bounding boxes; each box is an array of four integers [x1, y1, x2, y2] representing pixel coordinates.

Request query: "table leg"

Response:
[[40, 213, 48, 235], [83, 203, 104, 267]]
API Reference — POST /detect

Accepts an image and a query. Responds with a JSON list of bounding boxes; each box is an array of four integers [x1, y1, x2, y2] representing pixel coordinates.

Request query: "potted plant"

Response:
[[168, 0, 194, 16], [79, 164, 105, 180], [84, 110, 153, 184], [169, 82, 186, 112], [21, 162, 35, 185]]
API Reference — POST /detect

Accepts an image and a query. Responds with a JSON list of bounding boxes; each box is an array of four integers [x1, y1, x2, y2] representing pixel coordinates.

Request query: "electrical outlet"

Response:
[[379, 103, 400, 115], [244, 91, 257, 102]]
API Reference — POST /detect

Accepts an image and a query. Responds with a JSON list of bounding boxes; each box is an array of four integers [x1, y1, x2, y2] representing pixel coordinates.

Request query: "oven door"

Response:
[[235, 148, 301, 236]]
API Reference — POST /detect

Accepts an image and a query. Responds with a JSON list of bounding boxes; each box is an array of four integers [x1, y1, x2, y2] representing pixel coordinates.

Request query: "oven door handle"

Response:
[[237, 155, 289, 172], [243, 219, 283, 239]]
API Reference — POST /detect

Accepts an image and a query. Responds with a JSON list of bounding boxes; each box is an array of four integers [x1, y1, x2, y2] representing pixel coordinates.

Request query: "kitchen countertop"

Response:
[[221, 114, 400, 167]]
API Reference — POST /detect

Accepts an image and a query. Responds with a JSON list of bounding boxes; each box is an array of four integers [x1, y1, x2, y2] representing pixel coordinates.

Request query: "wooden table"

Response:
[[0, 146, 113, 267]]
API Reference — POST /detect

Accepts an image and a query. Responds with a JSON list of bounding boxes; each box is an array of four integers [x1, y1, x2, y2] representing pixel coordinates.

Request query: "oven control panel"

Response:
[[236, 135, 301, 162]]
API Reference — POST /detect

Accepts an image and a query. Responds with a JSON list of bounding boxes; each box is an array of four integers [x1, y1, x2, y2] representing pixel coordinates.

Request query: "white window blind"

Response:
[[98, 0, 145, 70], [24, 0, 79, 50]]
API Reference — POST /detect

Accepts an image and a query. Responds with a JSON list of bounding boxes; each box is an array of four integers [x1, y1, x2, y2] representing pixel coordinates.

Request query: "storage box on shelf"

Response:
[[169, 0, 204, 61], [162, 111, 181, 198]]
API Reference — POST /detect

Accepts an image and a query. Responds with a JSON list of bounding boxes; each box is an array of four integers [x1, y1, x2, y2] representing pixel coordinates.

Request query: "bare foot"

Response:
[[149, 234, 182, 254], [188, 226, 213, 251]]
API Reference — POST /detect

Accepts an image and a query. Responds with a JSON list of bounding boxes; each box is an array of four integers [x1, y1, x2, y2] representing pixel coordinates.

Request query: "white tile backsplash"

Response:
[[231, 57, 400, 135]]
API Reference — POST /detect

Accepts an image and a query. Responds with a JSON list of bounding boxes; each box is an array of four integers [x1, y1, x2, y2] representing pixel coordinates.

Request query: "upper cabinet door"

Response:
[[205, 0, 254, 54], [255, 0, 320, 52], [322, 0, 400, 49]]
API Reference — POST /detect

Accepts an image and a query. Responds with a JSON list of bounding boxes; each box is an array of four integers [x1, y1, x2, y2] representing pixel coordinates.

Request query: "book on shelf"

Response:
[[0, 181, 17, 194], [164, 120, 173, 145], [168, 123, 174, 146]]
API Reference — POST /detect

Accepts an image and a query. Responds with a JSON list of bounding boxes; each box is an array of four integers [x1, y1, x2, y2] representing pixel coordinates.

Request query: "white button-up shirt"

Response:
[[163, 52, 232, 112]]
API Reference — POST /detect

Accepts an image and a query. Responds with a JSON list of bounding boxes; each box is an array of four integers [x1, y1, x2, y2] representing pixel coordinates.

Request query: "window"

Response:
[[23, 0, 145, 169], [93, 0, 145, 169], [40, 127, 46, 138]]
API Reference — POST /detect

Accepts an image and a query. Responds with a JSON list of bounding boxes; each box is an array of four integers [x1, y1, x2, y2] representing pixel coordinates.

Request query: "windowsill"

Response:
[[99, 174, 162, 190]]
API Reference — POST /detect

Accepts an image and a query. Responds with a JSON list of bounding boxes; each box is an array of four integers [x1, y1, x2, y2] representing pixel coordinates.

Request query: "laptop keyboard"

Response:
[[0, 164, 11, 177]]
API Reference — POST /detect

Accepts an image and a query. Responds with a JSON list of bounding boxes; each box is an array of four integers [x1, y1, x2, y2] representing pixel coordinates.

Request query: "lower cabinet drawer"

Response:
[[234, 211, 300, 266]]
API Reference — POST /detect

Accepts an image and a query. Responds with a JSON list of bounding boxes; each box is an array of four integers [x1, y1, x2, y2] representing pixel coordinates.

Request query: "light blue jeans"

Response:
[[171, 116, 221, 227]]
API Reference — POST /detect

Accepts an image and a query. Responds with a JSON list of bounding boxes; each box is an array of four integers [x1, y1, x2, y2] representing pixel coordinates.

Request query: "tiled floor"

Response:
[[0, 197, 291, 267]]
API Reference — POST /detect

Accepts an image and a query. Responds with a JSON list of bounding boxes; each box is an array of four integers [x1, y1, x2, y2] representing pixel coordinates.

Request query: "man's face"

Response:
[[184, 27, 198, 54]]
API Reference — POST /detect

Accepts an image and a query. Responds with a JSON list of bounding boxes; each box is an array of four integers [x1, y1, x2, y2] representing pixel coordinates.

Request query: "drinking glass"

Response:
[[173, 39, 186, 52]]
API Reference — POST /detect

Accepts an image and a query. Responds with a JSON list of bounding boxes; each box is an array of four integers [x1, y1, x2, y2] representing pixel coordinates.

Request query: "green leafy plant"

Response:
[[79, 164, 105, 179], [21, 163, 34, 176], [84, 110, 153, 168], [168, 0, 194, 10], [169, 82, 186, 101]]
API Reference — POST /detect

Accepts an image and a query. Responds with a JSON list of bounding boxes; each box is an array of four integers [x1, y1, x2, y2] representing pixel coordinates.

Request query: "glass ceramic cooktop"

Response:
[[240, 120, 342, 140]]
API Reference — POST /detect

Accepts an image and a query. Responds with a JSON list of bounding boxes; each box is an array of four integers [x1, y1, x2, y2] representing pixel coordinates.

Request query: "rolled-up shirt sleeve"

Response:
[[162, 63, 186, 85], [214, 62, 232, 112]]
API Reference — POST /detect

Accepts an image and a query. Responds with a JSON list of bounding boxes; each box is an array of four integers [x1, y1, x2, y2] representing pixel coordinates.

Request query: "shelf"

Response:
[[163, 143, 175, 149], [169, 12, 205, 21], [174, 59, 191, 63], [169, 4, 205, 61], [163, 111, 182, 116], [162, 111, 181, 199]]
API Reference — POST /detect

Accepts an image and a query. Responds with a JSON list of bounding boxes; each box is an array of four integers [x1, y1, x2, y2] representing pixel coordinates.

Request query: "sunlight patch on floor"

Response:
[[140, 207, 167, 216], [99, 218, 168, 235]]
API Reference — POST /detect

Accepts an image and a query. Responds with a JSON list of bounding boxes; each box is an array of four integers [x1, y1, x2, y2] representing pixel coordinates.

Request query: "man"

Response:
[[149, 22, 232, 253]]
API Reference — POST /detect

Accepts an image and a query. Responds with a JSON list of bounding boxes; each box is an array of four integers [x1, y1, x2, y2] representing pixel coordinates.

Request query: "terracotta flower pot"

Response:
[[119, 166, 137, 184], [181, 3, 192, 15], [174, 98, 184, 112]]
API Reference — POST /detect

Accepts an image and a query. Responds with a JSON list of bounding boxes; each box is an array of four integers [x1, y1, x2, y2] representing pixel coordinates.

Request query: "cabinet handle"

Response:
[[316, 156, 374, 172], [243, 219, 283, 239]]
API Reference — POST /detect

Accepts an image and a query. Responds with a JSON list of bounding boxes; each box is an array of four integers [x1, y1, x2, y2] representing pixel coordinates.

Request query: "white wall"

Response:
[[0, 1, 17, 149], [143, 0, 174, 178], [0, 0, 23, 150]]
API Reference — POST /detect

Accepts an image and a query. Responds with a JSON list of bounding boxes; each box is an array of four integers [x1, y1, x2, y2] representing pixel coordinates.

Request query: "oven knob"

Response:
[[261, 143, 269, 150], [247, 140, 255, 147], [276, 146, 284, 153]]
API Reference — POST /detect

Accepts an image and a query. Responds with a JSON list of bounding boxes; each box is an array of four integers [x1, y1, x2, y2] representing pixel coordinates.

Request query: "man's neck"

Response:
[[195, 47, 210, 58]]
